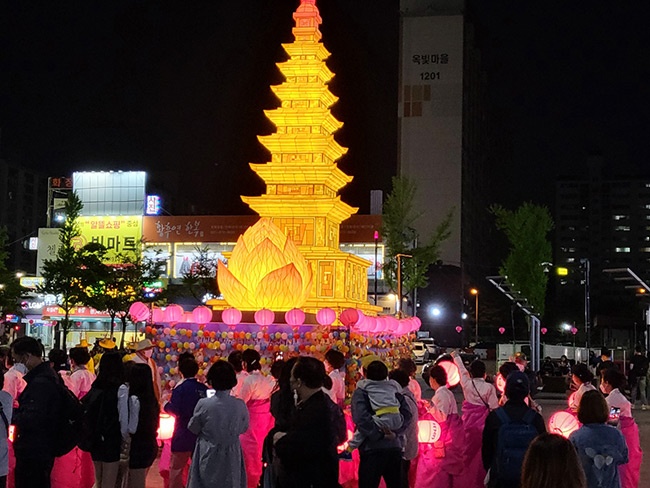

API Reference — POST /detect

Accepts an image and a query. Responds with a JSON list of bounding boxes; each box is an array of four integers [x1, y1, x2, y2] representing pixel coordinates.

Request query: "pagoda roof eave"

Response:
[[248, 163, 353, 190], [241, 195, 358, 223]]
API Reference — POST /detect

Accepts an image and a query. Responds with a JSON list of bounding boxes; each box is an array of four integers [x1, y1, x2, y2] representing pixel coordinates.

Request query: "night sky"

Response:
[[2, 0, 650, 215]]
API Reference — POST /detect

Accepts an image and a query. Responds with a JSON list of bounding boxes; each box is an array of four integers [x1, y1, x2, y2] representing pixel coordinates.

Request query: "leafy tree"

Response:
[[39, 193, 86, 350], [0, 227, 28, 339], [490, 202, 553, 316], [382, 176, 454, 314], [83, 242, 165, 349], [181, 245, 219, 305]]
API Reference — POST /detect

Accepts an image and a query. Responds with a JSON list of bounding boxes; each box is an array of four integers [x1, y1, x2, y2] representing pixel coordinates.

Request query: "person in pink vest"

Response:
[[451, 351, 498, 488], [415, 364, 465, 488], [601, 368, 642, 488], [237, 349, 275, 488]]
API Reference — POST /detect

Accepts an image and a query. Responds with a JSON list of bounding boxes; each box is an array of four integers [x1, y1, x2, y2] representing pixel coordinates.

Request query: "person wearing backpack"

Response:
[[481, 371, 546, 488], [10, 336, 65, 488]]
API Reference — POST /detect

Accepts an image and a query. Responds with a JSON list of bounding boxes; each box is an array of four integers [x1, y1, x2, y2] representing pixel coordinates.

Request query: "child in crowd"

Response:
[[348, 360, 403, 451], [323, 349, 346, 407], [569, 363, 596, 413]]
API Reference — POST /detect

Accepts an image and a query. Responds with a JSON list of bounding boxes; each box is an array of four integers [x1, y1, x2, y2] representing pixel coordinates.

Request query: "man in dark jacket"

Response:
[[482, 371, 546, 488], [11, 336, 64, 488], [629, 345, 649, 409], [164, 357, 208, 488]]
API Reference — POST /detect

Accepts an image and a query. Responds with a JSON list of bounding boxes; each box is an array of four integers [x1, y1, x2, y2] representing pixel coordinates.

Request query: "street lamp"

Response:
[[373, 230, 379, 305], [470, 288, 479, 344], [395, 253, 412, 317]]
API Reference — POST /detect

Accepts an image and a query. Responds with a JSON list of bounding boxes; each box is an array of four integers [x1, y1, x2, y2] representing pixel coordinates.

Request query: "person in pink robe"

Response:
[[601, 368, 642, 488], [51, 347, 96, 488], [236, 349, 275, 488], [451, 352, 498, 488], [414, 364, 464, 488]]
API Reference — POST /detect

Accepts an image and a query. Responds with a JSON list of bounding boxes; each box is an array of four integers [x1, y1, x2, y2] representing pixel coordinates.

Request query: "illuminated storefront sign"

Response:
[[146, 195, 161, 215], [42, 305, 111, 319], [76, 216, 143, 259]]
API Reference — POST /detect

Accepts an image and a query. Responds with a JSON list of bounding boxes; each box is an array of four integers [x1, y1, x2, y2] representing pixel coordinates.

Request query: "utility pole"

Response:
[[581, 258, 591, 351]]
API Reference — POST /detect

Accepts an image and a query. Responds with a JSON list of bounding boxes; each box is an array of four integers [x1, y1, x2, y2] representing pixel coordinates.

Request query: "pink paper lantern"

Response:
[[152, 308, 164, 323], [316, 308, 336, 326], [129, 302, 150, 322], [495, 373, 506, 394], [411, 316, 422, 332], [339, 308, 361, 327], [285, 308, 305, 327], [571, 327, 578, 335], [192, 306, 213, 324], [455, 326, 463, 334], [548, 411, 580, 439], [374, 316, 388, 333], [541, 327, 548, 335], [353, 312, 366, 331], [498, 327, 506, 335], [164, 304, 184, 323], [384, 316, 399, 334], [438, 360, 460, 388], [396, 318, 411, 335], [363, 316, 377, 333], [222, 308, 242, 326], [255, 308, 275, 327], [182, 312, 194, 323]]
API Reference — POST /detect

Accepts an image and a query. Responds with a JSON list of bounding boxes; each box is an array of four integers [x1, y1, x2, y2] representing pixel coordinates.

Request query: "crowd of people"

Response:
[[0, 334, 645, 488]]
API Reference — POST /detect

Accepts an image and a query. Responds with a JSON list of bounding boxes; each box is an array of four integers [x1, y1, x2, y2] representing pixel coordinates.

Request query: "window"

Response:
[[614, 226, 631, 231], [615, 247, 631, 253]]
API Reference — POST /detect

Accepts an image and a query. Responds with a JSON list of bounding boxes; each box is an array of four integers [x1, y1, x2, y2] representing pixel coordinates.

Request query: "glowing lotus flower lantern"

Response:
[[285, 308, 305, 327], [164, 304, 184, 323], [192, 306, 213, 324], [129, 302, 150, 322], [417, 419, 441, 443], [548, 411, 580, 438], [222, 308, 242, 328], [316, 308, 336, 327], [217, 218, 313, 310]]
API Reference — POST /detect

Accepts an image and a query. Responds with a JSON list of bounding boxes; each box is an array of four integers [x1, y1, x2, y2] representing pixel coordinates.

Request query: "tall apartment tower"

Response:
[[399, 0, 488, 335]]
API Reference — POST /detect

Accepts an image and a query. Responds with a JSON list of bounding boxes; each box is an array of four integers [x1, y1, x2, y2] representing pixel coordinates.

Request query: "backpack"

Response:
[[493, 408, 538, 485], [53, 380, 85, 457]]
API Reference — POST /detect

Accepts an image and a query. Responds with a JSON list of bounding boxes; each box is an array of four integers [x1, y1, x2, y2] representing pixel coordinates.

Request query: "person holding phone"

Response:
[[601, 369, 642, 488]]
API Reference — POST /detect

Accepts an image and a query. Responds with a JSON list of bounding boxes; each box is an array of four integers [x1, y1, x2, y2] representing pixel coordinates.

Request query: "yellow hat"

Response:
[[360, 354, 383, 370], [99, 338, 116, 349], [75, 339, 89, 348]]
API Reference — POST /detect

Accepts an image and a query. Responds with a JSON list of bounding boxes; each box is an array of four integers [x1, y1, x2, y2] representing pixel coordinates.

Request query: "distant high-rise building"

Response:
[[398, 0, 489, 338]]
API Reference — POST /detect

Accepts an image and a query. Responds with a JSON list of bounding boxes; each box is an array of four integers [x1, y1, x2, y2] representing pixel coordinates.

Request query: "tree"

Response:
[[39, 193, 86, 350], [181, 245, 219, 305], [382, 176, 454, 313], [490, 202, 554, 316], [0, 227, 28, 341], [82, 242, 165, 349]]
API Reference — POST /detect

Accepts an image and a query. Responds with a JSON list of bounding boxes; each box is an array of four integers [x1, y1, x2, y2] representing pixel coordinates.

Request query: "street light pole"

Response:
[[470, 288, 479, 344], [396, 253, 412, 317], [580, 258, 591, 351], [373, 231, 379, 305]]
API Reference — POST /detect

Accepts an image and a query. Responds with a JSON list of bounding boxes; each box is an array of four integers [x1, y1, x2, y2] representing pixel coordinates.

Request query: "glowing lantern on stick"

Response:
[[498, 327, 506, 335], [438, 360, 460, 388], [285, 308, 305, 327], [164, 304, 184, 323], [129, 302, 150, 322], [548, 411, 580, 438], [495, 373, 506, 394], [192, 306, 213, 324], [417, 419, 441, 443], [541, 327, 548, 335], [571, 327, 578, 335], [455, 326, 462, 334], [316, 308, 336, 326], [255, 308, 275, 327], [157, 413, 175, 441], [222, 308, 242, 327]]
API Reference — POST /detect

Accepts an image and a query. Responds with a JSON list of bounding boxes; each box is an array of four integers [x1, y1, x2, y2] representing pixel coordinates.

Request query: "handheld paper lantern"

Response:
[[417, 419, 441, 443], [316, 308, 336, 326], [571, 327, 578, 335], [548, 411, 580, 438], [340, 308, 361, 327], [498, 327, 506, 335], [438, 360, 460, 388], [541, 327, 548, 335], [255, 308, 275, 327], [152, 308, 164, 323], [192, 306, 213, 324], [222, 308, 242, 327], [285, 308, 305, 327], [164, 304, 184, 323], [455, 326, 463, 334], [129, 302, 150, 322], [495, 373, 506, 394], [157, 413, 176, 441]]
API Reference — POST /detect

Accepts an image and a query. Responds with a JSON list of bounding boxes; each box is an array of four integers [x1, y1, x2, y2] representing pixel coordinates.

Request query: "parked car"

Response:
[[412, 342, 426, 364], [422, 338, 440, 361]]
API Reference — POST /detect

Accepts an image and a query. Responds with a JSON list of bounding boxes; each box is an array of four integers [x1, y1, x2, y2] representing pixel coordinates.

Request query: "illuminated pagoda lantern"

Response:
[[216, 0, 381, 316]]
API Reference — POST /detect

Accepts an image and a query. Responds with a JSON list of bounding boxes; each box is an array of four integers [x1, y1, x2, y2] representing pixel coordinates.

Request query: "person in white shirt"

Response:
[[569, 363, 596, 412], [228, 351, 249, 399], [0, 346, 26, 408], [451, 351, 498, 488], [415, 364, 464, 488], [324, 349, 346, 406], [398, 357, 422, 403], [238, 349, 275, 488]]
